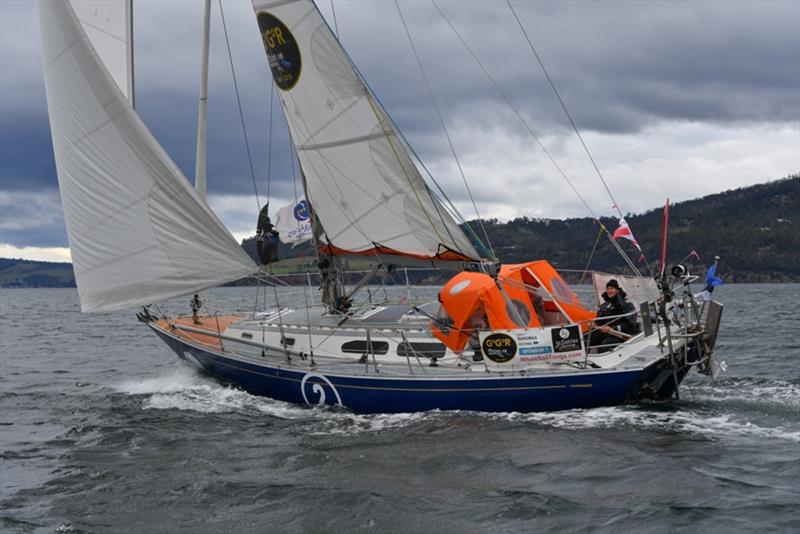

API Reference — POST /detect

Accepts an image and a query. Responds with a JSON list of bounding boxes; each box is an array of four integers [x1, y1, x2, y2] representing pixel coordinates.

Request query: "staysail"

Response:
[[251, 0, 480, 263], [38, 1, 257, 313]]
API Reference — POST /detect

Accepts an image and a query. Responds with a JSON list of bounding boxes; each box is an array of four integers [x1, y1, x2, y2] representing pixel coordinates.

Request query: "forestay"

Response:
[[251, 0, 480, 263], [38, 1, 257, 313]]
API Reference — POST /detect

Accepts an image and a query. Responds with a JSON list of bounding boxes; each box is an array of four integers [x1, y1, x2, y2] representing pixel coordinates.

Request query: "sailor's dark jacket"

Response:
[[595, 290, 639, 335]]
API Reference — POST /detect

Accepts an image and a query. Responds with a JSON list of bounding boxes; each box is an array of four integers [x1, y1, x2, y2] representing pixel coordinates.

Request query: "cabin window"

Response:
[[341, 340, 389, 355], [281, 337, 295, 346], [241, 333, 253, 339], [397, 342, 446, 359], [506, 298, 531, 328], [550, 276, 577, 303]]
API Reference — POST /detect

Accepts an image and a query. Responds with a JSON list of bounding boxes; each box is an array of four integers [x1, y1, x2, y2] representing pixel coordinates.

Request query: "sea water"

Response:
[[1, 284, 798, 533]]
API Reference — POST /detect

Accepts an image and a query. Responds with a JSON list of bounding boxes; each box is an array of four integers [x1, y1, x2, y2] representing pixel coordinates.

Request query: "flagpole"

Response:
[[658, 199, 670, 279]]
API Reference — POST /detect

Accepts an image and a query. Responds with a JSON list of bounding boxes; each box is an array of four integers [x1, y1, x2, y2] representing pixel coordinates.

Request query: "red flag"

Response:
[[613, 217, 641, 251]]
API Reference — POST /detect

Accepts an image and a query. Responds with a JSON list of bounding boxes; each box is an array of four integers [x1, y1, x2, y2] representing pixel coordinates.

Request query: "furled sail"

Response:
[[69, 0, 134, 104], [251, 0, 480, 263], [38, 1, 257, 313]]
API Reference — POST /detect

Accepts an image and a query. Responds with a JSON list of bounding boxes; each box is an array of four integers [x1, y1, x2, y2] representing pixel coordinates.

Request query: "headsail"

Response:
[[38, 1, 257, 313], [69, 0, 134, 104], [251, 0, 480, 263]]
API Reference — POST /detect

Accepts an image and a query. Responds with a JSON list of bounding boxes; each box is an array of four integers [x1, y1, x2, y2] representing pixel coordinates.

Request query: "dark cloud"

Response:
[[1, 0, 798, 251], [0, 188, 68, 248], [337, 0, 800, 135]]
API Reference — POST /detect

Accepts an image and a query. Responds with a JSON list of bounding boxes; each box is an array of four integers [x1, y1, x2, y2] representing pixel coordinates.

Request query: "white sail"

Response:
[[69, 0, 134, 103], [38, 0, 257, 313], [251, 0, 480, 263]]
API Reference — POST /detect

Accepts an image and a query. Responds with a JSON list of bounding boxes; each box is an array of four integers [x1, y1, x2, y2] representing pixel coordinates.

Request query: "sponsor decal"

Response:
[[551, 325, 582, 353], [257, 12, 301, 90], [519, 346, 554, 356], [293, 200, 310, 221], [481, 333, 517, 363]]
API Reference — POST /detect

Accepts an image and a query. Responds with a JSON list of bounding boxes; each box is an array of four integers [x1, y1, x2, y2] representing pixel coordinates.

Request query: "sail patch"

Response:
[[257, 12, 301, 90]]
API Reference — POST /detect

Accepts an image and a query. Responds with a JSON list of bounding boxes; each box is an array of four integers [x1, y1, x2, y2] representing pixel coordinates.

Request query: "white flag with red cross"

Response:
[[612, 217, 642, 251]]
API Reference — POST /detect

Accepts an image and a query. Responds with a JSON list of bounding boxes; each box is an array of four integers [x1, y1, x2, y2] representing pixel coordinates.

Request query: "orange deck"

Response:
[[155, 315, 243, 348]]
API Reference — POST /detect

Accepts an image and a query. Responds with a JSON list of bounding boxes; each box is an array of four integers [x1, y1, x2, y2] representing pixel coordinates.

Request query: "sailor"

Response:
[[191, 293, 202, 325], [255, 203, 280, 265], [589, 279, 638, 353]]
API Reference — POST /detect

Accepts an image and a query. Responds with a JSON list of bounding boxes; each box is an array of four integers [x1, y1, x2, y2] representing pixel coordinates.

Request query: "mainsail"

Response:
[[38, 1, 257, 313], [251, 0, 480, 263]]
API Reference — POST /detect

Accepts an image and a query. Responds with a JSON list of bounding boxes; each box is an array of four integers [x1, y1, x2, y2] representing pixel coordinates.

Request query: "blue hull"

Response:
[[153, 327, 647, 414]]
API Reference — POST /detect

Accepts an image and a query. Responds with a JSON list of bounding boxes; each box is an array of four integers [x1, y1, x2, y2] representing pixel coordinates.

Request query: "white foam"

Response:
[[114, 366, 209, 395], [308, 411, 431, 436], [496, 406, 800, 443], [113, 366, 309, 418], [684, 380, 800, 408], [112, 366, 432, 431]]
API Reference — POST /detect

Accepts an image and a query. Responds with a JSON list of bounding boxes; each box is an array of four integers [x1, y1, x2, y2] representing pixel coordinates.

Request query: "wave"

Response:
[[683, 377, 800, 409], [498, 405, 800, 443]]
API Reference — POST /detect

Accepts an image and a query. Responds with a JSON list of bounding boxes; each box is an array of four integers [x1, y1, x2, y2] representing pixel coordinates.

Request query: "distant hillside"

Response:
[[2, 175, 798, 287], [0, 258, 76, 288], [473, 174, 799, 282], [244, 174, 799, 283]]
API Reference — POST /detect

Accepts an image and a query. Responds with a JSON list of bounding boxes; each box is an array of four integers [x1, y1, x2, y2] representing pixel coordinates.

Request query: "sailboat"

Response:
[[38, 0, 725, 413]]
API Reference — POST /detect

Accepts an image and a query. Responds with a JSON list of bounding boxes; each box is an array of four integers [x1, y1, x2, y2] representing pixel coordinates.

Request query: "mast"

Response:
[[299, 168, 343, 312], [194, 0, 211, 200], [125, 0, 134, 108]]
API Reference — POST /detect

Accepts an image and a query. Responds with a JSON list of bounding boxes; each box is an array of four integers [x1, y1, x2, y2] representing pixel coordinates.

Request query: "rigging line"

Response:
[[431, 0, 640, 275], [394, 0, 496, 261], [578, 226, 604, 286], [431, 0, 595, 221], [505, 0, 624, 221], [217, 0, 260, 211], [266, 82, 275, 201]]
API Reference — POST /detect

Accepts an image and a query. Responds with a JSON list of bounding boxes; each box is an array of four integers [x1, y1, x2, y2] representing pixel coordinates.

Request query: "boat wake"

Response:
[[500, 406, 800, 443], [113, 367, 799, 442], [113, 366, 431, 434], [683, 377, 800, 409], [114, 367, 309, 419], [496, 376, 800, 443]]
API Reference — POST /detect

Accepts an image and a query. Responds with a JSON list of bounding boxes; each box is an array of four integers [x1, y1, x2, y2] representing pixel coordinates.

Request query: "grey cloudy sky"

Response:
[[1, 0, 798, 261]]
